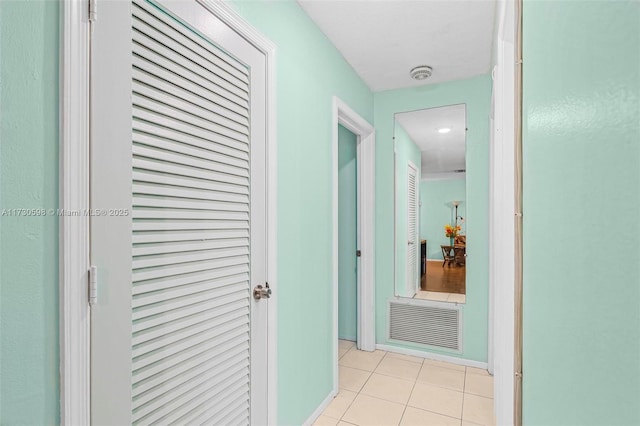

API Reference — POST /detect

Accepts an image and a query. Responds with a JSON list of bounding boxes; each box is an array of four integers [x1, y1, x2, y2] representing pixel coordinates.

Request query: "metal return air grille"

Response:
[[389, 300, 461, 351]]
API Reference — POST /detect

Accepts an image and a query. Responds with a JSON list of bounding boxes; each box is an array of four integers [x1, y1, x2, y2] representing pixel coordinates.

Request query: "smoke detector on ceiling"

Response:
[[410, 65, 433, 80]]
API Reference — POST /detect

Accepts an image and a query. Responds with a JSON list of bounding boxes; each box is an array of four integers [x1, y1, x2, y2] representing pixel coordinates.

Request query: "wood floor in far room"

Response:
[[421, 260, 465, 294]]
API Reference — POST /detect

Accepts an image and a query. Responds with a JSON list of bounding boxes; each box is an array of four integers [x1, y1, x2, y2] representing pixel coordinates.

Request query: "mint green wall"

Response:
[[338, 125, 357, 341], [522, 1, 640, 424], [420, 179, 466, 260], [394, 125, 421, 297], [0, 1, 60, 424], [374, 75, 491, 361], [227, 2, 373, 424], [0, 1, 373, 424]]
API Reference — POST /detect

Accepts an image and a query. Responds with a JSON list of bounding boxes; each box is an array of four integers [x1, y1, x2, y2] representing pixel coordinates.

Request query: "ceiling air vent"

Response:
[[409, 65, 433, 80]]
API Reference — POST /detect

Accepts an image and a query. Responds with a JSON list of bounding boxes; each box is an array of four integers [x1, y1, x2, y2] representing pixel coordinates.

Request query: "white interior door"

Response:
[[406, 161, 419, 295], [90, 1, 269, 424]]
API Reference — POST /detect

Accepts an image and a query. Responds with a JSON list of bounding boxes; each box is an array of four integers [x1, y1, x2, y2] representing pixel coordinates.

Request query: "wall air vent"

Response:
[[388, 299, 462, 352]]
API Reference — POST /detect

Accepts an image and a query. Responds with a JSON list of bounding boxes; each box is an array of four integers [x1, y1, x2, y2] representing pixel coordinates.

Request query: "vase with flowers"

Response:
[[444, 224, 461, 246]]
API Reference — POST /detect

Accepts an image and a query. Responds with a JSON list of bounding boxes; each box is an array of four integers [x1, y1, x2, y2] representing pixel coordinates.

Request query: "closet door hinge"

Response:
[[88, 265, 98, 305], [89, 0, 97, 22]]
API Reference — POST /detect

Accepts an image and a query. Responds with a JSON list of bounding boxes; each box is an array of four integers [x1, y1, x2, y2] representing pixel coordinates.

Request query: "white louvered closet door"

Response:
[[406, 162, 419, 296], [90, 1, 269, 425]]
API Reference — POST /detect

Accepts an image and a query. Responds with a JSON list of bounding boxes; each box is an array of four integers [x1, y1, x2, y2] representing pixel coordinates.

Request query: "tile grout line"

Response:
[[460, 366, 468, 425], [407, 359, 468, 423], [397, 356, 424, 426], [335, 340, 358, 425], [332, 346, 493, 426], [336, 350, 387, 425]]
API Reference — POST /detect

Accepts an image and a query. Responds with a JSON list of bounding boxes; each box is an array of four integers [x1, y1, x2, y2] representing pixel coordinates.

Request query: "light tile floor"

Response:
[[414, 291, 466, 304], [314, 340, 494, 426]]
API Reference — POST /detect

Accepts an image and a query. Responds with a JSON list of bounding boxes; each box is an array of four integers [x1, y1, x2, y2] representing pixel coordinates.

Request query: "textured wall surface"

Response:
[[0, 1, 60, 424], [522, 1, 640, 424], [227, 2, 374, 423]]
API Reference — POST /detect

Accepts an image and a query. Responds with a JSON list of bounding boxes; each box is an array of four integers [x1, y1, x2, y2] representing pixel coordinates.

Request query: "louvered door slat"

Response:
[[132, 44, 248, 111], [133, 229, 249, 244], [133, 71, 249, 134], [407, 164, 418, 292], [133, 158, 249, 187], [148, 367, 249, 425], [133, 68, 249, 130], [133, 285, 247, 327], [132, 220, 248, 232], [132, 318, 248, 372], [133, 349, 248, 415], [133, 130, 249, 169], [132, 305, 249, 357], [132, 121, 249, 161], [133, 108, 249, 153], [132, 56, 249, 121], [210, 404, 251, 426], [133, 356, 248, 421], [133, 170, 249, 195], [133, 183, 249, 204], [131, 1, 248, 83], [132, 246, 249, 270], [132, 265, 249, 297], [171, 379, 249, 425], [131, 327, 249, 385], [132, 338, 248, 399], [131, 21, 249, 103], [132, 238, 248, 257], [133, 93, 249, 143], [132, 256, 249, 283], [133, 348, 249, 418], [199, 392, 250, 426], [133, 209, 248, 222], [133, 289, 248, 331], [133, 197, 248, 214], [130, 1, 251, 423]]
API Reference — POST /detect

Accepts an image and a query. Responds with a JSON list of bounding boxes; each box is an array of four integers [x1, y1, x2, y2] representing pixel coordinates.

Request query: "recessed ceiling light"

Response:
[[409, 65, 433, 80], [438, 127, 451, 134]]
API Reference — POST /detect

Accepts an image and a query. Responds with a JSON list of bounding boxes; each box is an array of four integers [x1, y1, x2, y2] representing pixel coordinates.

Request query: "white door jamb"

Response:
[[490, 0, 518, 424], [332, 97, 376, 396], [59, 0, 91, 423]]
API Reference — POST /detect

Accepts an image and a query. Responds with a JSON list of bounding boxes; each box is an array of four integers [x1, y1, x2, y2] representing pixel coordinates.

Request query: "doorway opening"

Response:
[[337, 124, 358, 345], [331, 97, 375, 396]]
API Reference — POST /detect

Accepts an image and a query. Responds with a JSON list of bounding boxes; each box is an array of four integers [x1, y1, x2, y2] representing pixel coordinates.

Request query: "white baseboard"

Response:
[[376, 344, 489, 370], [426, 258, 444, 262], [303, 389, 337, 426]]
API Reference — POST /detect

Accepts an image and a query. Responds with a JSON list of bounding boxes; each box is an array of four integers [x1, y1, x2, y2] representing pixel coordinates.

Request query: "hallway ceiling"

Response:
[[395, 104, 466, 180], [297, 0, 497, 92]]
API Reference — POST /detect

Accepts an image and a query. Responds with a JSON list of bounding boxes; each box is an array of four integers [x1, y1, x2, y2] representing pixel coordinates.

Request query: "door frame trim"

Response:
[[490, 0, 519, 424], [332, 97, 376, 395], [59, 0, 91, 423], [60, 1, 278, 424]]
